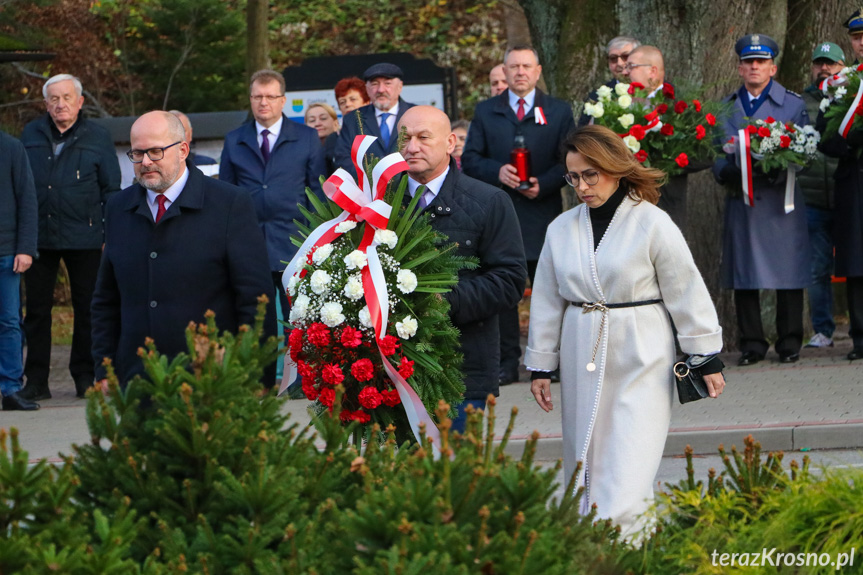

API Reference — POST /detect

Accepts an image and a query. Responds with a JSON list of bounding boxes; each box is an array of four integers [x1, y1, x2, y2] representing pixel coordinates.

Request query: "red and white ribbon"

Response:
[[534, 106, 547, 125], [784, 166, 796, 214], [738, 128, 755, 208], [839, 86, 863, 138]]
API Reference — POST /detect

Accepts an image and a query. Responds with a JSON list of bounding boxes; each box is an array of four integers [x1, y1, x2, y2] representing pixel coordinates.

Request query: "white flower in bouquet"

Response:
[[596, 85, 613, 101], [836, 86, 848, 100], [290, 294, 310, 322], [310, 269, 331, 294], [618, 113, 635, 129], [344, 250, 368, 270], [374, 229, 398, 249], [586, 101, 604, 118], [343, 274, 365, 301], [335, 220, 357, 234], [396, 315, 418, 339], [820, 98, 831, 112], [622, 134, 641, 153], [396, 269, 418, 294], [320, 301, 346, 327], [615, 82, 630, 96], [286, 274, 299, 297], [617, 94, 633, 109], [312, 243, 334, 264], [358, 305, 373, 328]]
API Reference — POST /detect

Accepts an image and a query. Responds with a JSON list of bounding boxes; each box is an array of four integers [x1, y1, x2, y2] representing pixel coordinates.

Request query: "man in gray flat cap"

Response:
[[335, 62, 416, 179]]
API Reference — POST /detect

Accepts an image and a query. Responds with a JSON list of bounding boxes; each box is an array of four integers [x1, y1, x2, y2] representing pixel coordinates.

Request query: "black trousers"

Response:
[[734, 288, 804, 357], [24, 248, 102, 386], [847, 276, 863, 350], [499, 259, 536, 374]]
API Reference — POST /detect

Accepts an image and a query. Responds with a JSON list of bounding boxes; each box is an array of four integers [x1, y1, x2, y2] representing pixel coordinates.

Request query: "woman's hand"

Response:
[[704, 372, 726, 398], [531, 378, 554, 412]]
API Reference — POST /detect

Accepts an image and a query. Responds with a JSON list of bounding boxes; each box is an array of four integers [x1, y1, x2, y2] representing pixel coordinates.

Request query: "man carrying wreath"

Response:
[[712, 33, 810, 366]]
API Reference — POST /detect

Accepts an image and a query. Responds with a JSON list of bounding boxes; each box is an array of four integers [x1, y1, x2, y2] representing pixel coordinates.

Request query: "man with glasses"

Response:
[[91, 111, 274, 387], [18, 74, 121, 401], [220, 69, 325, 348], [579, 36, 641, 126]]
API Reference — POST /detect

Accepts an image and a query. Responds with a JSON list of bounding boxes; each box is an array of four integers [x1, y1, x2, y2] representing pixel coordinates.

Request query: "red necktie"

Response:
[[516, 98, 526, 121], [155, 194, 167, 223]]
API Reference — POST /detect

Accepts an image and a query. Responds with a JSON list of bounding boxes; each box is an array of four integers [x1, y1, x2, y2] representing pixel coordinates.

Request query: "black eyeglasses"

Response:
[[564, 170, 601, 188], [126, 141, 182, 163], [607, 53, 631, 64]]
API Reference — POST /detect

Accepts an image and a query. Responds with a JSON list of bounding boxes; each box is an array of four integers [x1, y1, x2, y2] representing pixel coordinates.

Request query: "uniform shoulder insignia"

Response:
[[785, 89, 802, 98]]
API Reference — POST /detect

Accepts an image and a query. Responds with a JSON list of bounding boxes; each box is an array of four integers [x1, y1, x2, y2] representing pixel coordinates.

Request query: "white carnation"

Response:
[[335, 220, 357, 234], [622, 134, 641, 153], [618, 113, 635, 129], [343, 274, 365, 301], [358, 306, 373, 328], [615, 82, 630, 96], [289, 294, 310, 322], [310, 270, 331, 295], [396, 269, 418, 294], [395, 315, 418, 339], [596, 85, 613, 101], [374, 229, 398, 249], [836, 86, 847, 100], [344, 250, 368, 270], [319, 302, 346, 327], [588, 101, 604, 118], [617, 94, 633, 109], [286, 274, 299, 297], [312, 243, 334, 264]]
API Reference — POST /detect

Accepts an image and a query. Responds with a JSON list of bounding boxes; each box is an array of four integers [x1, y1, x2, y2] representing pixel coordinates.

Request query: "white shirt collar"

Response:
[[256, 115, 283, 139], [375, 102, 400, 118], [146, 164, 189, 220], [509, 89, 536, 113], [408, 165, 450, 201]]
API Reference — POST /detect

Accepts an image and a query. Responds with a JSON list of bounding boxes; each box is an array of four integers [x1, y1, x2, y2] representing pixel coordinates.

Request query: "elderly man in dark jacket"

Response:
[[19, 74, 121, 400], [399, 105, 527, 432]]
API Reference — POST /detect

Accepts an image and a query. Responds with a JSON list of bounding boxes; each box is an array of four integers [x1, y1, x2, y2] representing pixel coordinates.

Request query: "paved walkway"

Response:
[[4, 326, 862, 464]]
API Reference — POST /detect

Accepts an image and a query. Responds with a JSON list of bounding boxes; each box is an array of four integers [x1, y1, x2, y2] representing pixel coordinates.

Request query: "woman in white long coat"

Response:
[[525, 125, 726, 538]]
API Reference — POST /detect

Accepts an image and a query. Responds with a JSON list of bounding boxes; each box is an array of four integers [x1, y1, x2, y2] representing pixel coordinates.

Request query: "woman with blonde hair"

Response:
[[525, 124, 726, 538], [305, 102, 339, 173]]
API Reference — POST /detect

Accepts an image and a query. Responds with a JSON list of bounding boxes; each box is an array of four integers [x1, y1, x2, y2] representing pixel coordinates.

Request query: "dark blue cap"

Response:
[[845, 10, 863, 33], [363, 63, 404, 82], [735, 34, 779, 60]]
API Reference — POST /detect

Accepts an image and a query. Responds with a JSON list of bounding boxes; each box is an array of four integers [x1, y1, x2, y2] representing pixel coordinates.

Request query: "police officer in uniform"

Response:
[[712, 34, 811, 366], [818, 11, 863, 360]]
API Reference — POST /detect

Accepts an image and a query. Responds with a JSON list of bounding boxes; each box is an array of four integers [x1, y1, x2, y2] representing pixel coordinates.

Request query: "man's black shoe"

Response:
[[499, 368, 520, 386], [2, 392, 40, 411], [848, 348, 863, 361], [779, 352, 800, 364], [18, 384, 51, 401], [74, 377, 94, 398], [737, 351, 763, 366]]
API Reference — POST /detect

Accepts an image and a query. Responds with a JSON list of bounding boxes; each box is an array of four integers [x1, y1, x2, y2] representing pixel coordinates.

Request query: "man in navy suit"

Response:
[[335, 63, 416, 179], [220, 69, 326, 335], [91, 111, 274, 386], [462, 45, 575, 385]]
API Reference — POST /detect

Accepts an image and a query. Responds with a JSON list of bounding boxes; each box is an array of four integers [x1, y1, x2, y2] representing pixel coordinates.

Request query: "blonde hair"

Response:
[[305, 102, 338, 124], [563, 125, 666, 205]]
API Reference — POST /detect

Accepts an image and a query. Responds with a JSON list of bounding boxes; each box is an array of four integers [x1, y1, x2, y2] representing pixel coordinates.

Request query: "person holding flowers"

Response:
[[712, 34, 810, 367]]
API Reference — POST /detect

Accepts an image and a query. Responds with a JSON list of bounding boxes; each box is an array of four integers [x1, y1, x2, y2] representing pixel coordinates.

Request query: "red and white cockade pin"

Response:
[[534, 106, 547, 125]]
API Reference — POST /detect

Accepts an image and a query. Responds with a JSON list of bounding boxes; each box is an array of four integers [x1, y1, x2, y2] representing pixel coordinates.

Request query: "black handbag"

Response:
[[673, 357, 711, 404]]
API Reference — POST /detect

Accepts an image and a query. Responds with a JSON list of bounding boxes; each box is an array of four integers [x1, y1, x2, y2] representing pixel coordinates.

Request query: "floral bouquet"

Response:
[[583, 81, 721, 176], [281, 136, 467, 450], [819, 64, 863, 140], [722, 117, 820, 212]]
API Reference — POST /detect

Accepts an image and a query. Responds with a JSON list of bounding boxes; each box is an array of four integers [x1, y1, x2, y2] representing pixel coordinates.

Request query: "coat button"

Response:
[[262, 184, 268, 189], [150, 252, 158, 259], [430, 214, 436, 218], [48, 185, 52, 190], [466, 240, 472, 246], [150, 300, 158, 308], [445, 207, 451, 212], [437, 206, 443, 212]]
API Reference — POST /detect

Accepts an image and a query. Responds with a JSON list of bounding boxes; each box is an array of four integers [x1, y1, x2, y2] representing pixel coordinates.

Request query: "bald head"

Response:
[[169, 110, 193, 145], [489, 64, 507, 96], [398, 106, 456, 184], [624, 45, 665, 91], [130, 111, 189, 193]]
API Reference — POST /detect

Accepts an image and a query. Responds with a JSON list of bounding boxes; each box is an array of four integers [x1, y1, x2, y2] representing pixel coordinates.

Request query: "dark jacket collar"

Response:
[[492, 88, 547, 124], [237, 114, 299, 163], [125, 164, 206, 223]]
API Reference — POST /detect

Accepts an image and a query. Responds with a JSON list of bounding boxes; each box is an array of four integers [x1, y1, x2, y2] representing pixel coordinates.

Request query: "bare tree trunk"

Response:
[[246, 0, 269, 80]]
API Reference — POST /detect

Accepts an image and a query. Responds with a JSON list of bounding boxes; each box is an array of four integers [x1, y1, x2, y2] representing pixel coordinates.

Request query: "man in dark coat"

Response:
[[19, 74, 121, 400], [461, 45, 575, 385], [92, 111, 275, 386], [0, 131, 39, 411], [220, 69, 325, 338], [335, 63, 416, 180], [399, 105, 527, 432]]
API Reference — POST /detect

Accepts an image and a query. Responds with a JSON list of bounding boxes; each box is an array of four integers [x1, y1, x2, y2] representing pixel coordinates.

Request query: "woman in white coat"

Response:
[[525, 125, 726, 538]]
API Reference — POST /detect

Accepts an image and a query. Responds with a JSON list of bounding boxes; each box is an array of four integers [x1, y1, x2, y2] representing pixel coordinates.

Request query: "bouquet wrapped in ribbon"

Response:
[[280, 135, 467, 451], [583, 81, 721, 176], [722, 117, 820, 213], [819, 64, 863, 140]]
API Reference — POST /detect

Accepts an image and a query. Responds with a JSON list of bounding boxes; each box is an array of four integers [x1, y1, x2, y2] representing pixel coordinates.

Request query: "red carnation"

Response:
[[319, 387, 335, 408], [779, 135, 791, 148], [297, 359, 316, 379], [695, 125, 706, 140], [379, 335, 399, 356], [629, 124, 646, 140], [660, 124, 674, 136], [340, 326, 363, 348], [381, 389, 401, 407], [288, 329, 304, 360], [765, 116, 776, 124], [662, 83, 675, 99], [351, 358, 375, 382], [656, 103, 669, 114], [634, 150, 649, 163], [785, 123, 796, 133], [757, 126, 771, 138], [339, 409, 353, 423], [706, 113, 717, 126], [352, 410, 371, 424], [675, 153, 689, 168], [398, 356, 415, 379], [746, 125, 758, 135], [307, 323, 331, 347], [674, 100, 688, 114], [321, 363, 344, 385], [857, 63, 863, 72], [627, 81, 645, 94], [302, 380, 318, 401], [692, 99, 702, 112], [358, 386, 383, 409]]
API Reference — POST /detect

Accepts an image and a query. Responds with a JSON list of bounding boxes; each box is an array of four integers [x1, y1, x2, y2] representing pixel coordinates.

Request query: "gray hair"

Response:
[[451, 119, 470, 131], [606, 36, 641, 54], [504, 45, 540, 63], [42, 74, 83, 99], [163, 111, 187, 143]]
